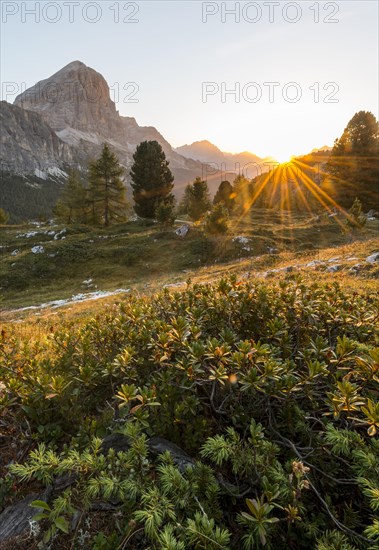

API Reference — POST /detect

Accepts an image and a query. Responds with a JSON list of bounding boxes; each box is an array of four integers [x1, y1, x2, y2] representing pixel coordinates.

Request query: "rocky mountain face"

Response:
[[12, 60, 204, 184], [1, 61, 219, 221], [0, 101, 73, 176]]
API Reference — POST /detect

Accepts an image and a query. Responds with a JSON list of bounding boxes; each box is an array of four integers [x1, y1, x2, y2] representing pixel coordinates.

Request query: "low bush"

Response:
[[1, 275, 378, 548]]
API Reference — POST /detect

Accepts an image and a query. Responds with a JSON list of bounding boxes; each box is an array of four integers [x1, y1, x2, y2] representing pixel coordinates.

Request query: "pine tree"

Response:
[[178, 184, 192, 216], [204, 203, 229, 235], [233, 174, 251, 214], [130, 140, 174, 219], [213, 180, 235, 213], [156, 199, 176, 227], [326, 111, 379, 209], [186, 177, 211, 221], [54, 170, 87, 224], [88, 144, 127, 226]]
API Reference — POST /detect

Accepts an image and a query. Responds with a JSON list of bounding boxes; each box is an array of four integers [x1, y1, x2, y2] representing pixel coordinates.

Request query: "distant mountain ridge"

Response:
[[175, 140, 270, 179]]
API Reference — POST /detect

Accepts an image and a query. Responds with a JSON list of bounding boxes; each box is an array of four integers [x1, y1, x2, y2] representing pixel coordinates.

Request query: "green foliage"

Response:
[[182, 178, 212, 221], [238, 497, 280, 547], [88, 143, 128, 226], [0, 171, 63, 223], [130, 140, 174, 219], [213, 180, 235, 213], [30, 495, 74, 543], [316, 530, 359, 550], [204, 203, 229, 235], [326, 111, 379, 209], [156, 199, 176, 226], [2, 276, 379, 548], [346, 198, 367, 229], [332, 111, 379, 156], [233, 174, 251, 214], [53, 169, 88, 224], [0, 207, 10, 225]]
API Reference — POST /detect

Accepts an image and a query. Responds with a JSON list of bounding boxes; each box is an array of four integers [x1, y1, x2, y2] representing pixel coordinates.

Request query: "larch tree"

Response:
[[88, 144, 127, 226]]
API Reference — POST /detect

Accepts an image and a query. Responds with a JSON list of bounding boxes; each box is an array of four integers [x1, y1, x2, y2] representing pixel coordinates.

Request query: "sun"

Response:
[[273, 154, 295, 165]]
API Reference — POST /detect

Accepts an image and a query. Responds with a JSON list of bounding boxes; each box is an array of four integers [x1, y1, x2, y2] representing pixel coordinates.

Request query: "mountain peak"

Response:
[[53, 60, 88, 75], [14, 60, 119, 137], [61, 60, 87, 70]]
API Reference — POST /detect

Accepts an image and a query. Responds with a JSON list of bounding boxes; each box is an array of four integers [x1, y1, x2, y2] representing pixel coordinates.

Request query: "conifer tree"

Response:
[[213, 180, 235, 213], [88, 144, 127, 226], [185, 177, 211, 221], [233, 174, 251, 214], [326, 111, 379, 209], [156, 199, 176, 227], [54, 170, 87, 224], [204, 203, 229, 234], [130, 140, 174, 219]]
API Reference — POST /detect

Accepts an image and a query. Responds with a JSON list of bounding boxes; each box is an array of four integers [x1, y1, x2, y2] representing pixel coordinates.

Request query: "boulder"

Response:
[[326, 264, 342, 273], [366, 252, 379, 264], [31, 246, 44, 254], [175, 225, 190, 238], [0, 493, 46, 542]]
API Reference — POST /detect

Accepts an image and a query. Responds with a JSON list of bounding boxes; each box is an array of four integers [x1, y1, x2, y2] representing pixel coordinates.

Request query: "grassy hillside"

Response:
[[1, 208, 378, 311]]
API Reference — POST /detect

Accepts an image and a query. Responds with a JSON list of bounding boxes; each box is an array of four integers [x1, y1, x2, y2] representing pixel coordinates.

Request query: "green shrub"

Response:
[[1, 276, 379, 548]]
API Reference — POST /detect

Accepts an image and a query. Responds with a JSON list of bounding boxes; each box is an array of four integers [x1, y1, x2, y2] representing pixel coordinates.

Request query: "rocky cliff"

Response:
[[0, 101, 72, 176], [13, 61, 204, 184]]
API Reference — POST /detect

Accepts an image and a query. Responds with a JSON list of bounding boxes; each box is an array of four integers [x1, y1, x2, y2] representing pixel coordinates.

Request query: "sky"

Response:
[[1, 1, 378, 162]]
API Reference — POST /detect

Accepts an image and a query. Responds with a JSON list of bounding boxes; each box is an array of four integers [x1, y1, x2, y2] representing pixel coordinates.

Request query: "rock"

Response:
[[54, 229, 66, 240], [366, 252, 379, 264], [0, 493, 45, 542], [233, 236, 249, 245], [10, 250, 20, 256], [350, 264, 363, 274], [148, 437, 195, 472], [0, 101, 72, 176], [101, 434, 130, 454], [326, 264, 342, 273], [101, 434, 194, 473], [163, 283, 185, 289], [82, 278, 94, 288], [175, 225, 190, 238], [17, 231, 39, 239], [328, 257, 340, 263], [31, 245, 44, 254], [306, 260, 322, 268]]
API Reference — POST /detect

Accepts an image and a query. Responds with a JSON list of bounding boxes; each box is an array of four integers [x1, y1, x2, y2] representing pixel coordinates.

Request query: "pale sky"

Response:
[[1, 1, 378, 161]]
